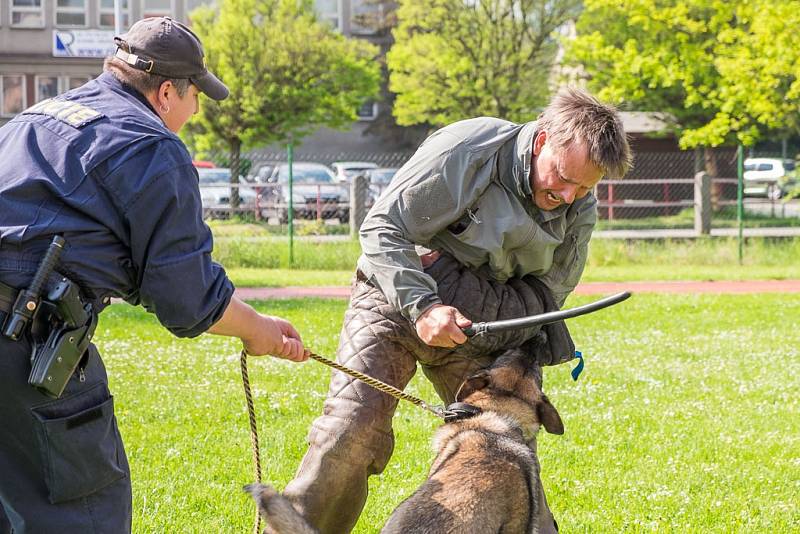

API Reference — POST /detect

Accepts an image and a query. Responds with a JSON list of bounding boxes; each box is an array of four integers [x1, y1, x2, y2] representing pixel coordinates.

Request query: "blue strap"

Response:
[[571, 350, 584, 381]]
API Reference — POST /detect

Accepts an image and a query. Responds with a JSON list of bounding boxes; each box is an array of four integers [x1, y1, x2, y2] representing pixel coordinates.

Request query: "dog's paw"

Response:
[[244, 483, 318, 534], [244, 482, 278, 499]]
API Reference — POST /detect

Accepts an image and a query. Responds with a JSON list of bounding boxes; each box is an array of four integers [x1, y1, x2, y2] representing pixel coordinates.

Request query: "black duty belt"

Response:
[[0, 281, 18, 317]]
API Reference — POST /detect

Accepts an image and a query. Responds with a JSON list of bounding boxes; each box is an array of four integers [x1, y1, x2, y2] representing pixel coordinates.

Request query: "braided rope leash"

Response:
[[306, 351, 447, 419], [239, 349, 262, 534], [239, 348, 449, 533]]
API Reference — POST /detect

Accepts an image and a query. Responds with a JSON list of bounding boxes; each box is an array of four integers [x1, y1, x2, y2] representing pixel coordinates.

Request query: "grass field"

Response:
[[99, 293, 800, 532], [597, 205, 800, 231], [217, 236, 800, 287]]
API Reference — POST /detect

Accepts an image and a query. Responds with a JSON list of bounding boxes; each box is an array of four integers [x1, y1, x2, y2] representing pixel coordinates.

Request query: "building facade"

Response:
[[0, 0, 394, 132], [0, 0, 223, 124]]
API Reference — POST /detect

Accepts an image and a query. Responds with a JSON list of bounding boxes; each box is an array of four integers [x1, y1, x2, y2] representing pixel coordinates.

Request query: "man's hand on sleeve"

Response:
[[415, 304, 472, 348]]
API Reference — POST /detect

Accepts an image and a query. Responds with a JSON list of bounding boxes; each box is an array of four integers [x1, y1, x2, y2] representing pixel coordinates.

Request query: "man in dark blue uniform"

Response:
[[0, 17, 306, 533]]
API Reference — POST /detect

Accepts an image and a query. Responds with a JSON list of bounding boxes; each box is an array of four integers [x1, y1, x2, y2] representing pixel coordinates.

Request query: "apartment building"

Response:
[[0, 0, 388, 127], [0, 0, 209, 124]]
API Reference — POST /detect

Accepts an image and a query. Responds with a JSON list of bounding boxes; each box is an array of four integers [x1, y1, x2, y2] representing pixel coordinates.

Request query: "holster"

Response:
[[0, 277, 97, 398], [29, 310, 97, 398]]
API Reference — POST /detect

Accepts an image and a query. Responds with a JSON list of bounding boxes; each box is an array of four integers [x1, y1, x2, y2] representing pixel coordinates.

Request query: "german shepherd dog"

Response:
[[247, 348, 564, 533]]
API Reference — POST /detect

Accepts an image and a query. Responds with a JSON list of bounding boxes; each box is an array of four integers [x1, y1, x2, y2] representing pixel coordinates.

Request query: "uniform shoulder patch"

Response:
[[22, 98, 104, 128]]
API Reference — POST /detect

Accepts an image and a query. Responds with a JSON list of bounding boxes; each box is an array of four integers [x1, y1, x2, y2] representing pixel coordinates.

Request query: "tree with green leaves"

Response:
[[387, 0, 582, 127], [568, 0, 800, 154], [186, 0, 380, 205]]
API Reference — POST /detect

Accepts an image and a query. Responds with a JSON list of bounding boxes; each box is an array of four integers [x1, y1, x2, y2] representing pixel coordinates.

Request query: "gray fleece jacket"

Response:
[[357, 117, 597, 322]]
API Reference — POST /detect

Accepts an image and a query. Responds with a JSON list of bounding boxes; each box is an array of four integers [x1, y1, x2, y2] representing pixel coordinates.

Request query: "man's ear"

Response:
[[537, 394, 564, 435], [455, 370, 490, 402], [532, 130, 547, 156]]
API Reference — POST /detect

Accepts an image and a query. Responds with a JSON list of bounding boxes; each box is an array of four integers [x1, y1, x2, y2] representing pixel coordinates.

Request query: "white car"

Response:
[[331, 161, 378, 183], [743, 157, 797, 200], [196, 167, 258, 216]]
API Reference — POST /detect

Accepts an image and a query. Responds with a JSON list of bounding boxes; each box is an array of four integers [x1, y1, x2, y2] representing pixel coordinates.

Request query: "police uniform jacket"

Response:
[[0, 72, 233, 336], [357, 117, 597, 323]]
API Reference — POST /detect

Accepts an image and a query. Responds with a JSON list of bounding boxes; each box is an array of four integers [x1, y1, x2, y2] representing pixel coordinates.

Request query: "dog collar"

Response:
[[444, 402, 483, 423]]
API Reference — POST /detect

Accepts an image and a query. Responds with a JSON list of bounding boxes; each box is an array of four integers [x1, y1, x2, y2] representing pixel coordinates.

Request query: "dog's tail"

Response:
[[244, 483, 318, 534]]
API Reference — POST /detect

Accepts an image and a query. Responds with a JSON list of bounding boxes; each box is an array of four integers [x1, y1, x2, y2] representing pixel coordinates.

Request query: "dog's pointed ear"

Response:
[[455, 370, 491, 401], [537, 394, 564, 435]]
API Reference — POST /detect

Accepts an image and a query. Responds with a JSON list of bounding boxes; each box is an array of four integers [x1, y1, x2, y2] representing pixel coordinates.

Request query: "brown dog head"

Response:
[[455, 349, 564, 436]]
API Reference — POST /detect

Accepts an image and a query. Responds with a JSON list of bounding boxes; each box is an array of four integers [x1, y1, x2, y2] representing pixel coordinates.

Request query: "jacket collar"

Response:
[[511, 120, 538, 198], [507, 120, 568, 223], [97, 71, 160, 119]]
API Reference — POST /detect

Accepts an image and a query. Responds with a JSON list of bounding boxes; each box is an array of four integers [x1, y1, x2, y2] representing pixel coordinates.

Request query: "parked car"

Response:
[[261, 162, 349, 222], [365, 167, 399, 200], [196, 167, 258, 217], [743, 157, 797, 200], [331, 161, 378, 183], [248, 161, 281, 184]]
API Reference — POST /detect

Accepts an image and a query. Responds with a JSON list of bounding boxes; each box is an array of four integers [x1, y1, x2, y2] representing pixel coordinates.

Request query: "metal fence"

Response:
[[247, 150, 414, 169], [196, 148, 800, 234], [200, 182, 352, 223], [596, 149, 799, 231]]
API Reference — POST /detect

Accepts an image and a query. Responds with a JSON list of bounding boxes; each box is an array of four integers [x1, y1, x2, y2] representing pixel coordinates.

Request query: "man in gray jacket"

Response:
[[282, 88, 632, 533]]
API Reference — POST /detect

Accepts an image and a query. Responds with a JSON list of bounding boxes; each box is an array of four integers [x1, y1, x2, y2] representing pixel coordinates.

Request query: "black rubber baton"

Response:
[[2, 235, 65, 341], [462, 291, 631, 337]]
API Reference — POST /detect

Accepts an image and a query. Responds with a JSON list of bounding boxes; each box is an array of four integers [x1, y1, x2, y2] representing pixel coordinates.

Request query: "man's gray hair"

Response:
[[103, 56, 191, 98], [537, 87, 632, 179]]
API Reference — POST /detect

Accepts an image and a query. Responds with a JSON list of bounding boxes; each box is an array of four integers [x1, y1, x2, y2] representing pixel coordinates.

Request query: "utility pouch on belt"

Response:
[[29, 278, 97, 398]]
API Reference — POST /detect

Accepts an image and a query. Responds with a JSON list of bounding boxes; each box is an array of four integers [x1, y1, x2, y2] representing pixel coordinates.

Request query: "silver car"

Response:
[[261, 163, 350, 222], [196, 167, 258, 217], [366, 167, 399, 200]]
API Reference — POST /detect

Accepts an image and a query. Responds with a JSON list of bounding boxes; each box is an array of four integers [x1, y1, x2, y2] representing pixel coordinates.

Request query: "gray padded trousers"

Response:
[[282, 257, 573, 533]]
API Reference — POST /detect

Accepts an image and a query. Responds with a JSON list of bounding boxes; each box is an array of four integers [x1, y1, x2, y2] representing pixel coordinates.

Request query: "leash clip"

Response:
[[421, 402, 449, 419], [443, 402, 483, 423]]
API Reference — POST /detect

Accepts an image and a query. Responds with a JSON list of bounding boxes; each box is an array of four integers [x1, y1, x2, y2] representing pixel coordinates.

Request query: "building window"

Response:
[[34, 76, 92, 103], [350, 0, 381, 35], [315, 0, 342, 31], [357, 100, 378, 121], [99, 0, 130, 29], [11, 0, 44, 27], [55, 0, 87, 27], [142, 0, 173, 18], [185, 0, 209, 16], [67, 76, 90, 90], [1, 75, 26, 117], [36, 76, 60, 103]]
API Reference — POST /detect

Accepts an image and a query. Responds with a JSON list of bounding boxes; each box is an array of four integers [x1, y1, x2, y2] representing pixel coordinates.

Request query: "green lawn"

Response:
[[225, 267, 354, 287], [221, 236, 800, 287], [225, 264, 800, 288], [597, 205, 800, 231], [99, 294, 800, 532]]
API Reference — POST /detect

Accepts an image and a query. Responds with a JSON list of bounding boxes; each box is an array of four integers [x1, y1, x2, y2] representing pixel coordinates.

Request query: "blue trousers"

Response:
[[0, 336, 132, 534]]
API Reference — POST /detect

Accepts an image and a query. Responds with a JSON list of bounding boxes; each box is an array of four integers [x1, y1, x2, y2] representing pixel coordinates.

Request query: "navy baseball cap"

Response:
[[114, 17, 228, 101]]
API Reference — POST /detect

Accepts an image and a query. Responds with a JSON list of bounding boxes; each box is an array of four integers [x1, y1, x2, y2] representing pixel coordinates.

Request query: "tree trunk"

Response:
[[228, 137, 241, 209], [704, 146, 721, 211]]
